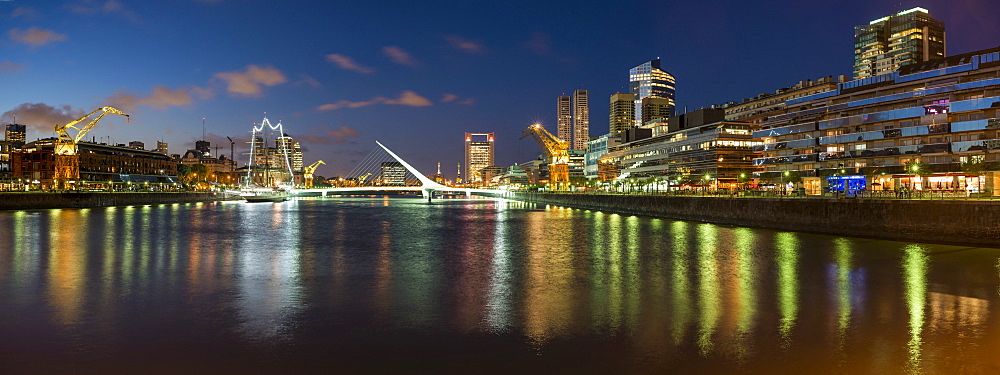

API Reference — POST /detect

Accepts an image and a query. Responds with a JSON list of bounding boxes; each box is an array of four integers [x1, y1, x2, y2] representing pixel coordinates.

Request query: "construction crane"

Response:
[[53, 106, 129, 188], [355, 172, 372, 186], [303, 160, 325, 188], [519, 123, 569, 190]]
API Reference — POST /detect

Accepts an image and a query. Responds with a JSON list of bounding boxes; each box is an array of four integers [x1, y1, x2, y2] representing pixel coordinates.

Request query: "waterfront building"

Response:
[[854, 7, 945, 79], [572, 89, 590, 150], [584, 134, 622, 180], [601, 108, 760, 187], [557, 95, 572, 146], [380, 161, 406, 185], [464, 132, 495, 183], [753, 46, 1000, 195], [12, 139, 178, 190], [180, 149, 238, 184], [630, 59, 676, 127], [609, 93, 636, 135], [5, 124, 26, 148], [478, 165, 504, 184], [0, 140, 13, 188], [128, 141, 145, 150], [720, 77, 846, 125], [499, 165, 529, 186], [517, 159, 543, 185]]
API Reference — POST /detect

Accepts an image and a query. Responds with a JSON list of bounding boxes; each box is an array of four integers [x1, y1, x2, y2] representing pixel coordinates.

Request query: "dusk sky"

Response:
[[3, 0, 999, 178]]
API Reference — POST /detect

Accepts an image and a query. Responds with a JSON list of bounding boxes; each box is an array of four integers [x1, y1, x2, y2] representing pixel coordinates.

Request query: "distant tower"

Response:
[[464, 132, 495, 183], [630, 59, 675, 127], [556, 95, 572, 146], [437, 162, 441, 175], [276, 133, 303, 172], [456, 162, 462, 183], [155, 141, 169, 155], [853, 7, 945, 79], [572, 89, 589, 150], [609, 93, 636, 135], [5, 123, 26, 148]]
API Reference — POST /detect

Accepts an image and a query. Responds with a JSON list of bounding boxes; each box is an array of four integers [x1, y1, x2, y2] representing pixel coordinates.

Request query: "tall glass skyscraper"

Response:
[[629, 59, 675, 128], [556, 95, 572, 146], [464, 132, 494, 182], [572, 89, 589, 151], [853, 7, 945, 79]]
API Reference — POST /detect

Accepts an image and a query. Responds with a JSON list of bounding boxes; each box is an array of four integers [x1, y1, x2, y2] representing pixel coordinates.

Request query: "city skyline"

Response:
[[3, 1, 1000, 178]]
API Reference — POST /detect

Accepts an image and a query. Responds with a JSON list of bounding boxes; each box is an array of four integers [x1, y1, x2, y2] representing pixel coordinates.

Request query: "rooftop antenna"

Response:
[[202, 117, 206, 140]]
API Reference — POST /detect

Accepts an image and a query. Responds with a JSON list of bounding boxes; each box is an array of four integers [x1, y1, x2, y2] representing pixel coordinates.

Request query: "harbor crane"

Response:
[[303, 160, 325, 188], [53, 106, 129, 188], [355, 173, 372, 186], [519, 123, 569, 190]]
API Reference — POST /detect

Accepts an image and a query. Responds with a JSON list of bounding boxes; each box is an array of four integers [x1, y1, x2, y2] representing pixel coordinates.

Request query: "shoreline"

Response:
[[504, 191, 1000, 248], [0, 192, 237, 211]]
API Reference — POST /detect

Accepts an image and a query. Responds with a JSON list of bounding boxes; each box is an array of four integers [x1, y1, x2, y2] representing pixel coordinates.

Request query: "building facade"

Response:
[[380, 161, 406, 185], [464, 132, 495, 183], [854, 7, 945, 79], [601, 108, 760, 187], [12, 139, 178, 190], [5, 124, 26, 148], [572, 89, 590, 150], [630, 59, 676, 127], [609, 93, 636, 135], [754, 46, 1000, 195], [557, 95, 572, 146]]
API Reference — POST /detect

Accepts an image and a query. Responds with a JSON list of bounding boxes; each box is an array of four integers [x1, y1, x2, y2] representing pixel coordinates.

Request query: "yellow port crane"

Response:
[[355, 172, 372, 186], [303, 160, 325, 188], [519, 123, 569, 190], [53, 106, 129, 188]]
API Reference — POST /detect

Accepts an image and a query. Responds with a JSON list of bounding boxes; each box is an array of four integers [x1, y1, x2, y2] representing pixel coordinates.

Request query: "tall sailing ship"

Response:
[[240, 116, 294, 202]]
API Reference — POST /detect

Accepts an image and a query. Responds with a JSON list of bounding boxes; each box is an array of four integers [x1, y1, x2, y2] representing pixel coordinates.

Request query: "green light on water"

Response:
[[776, 232, 799, 348], [696, 224, 719, 355], [834, 238, 853, 350], [903, 244, 928, 373]]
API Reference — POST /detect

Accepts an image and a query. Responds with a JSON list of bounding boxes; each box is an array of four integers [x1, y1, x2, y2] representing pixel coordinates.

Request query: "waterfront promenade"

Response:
[[0, 192, 234, 211], [506, 191, 1000, 247]]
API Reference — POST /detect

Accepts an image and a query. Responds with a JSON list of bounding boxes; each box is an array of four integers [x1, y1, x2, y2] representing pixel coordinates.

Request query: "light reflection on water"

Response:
[[0, 198, 999, 372]]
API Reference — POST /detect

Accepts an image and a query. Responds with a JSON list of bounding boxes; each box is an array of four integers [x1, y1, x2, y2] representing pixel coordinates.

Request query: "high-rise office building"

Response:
[[629, 59, 676, 128], [5, 124, 26, 148], [195, 140, 211, 155], [464, 132, 495, 183], [557, 95, 572, 146], [276, 133, 303, 172], [572, 89, 589, 151], [609, 93, 636, 135], [380, 161, 406, 185], [640, 97, 673, 125], [853, 7, 945, 79], [156, 141, 169, 155]]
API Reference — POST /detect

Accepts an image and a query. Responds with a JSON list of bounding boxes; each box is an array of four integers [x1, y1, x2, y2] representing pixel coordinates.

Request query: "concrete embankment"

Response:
[[0, 192, 234, 211], [507, 192, 1000, 247]]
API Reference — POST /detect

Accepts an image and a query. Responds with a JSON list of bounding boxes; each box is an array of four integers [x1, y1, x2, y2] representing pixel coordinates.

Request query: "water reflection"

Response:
[[0, 199, 998, 372], [902, 244, 928, 373]]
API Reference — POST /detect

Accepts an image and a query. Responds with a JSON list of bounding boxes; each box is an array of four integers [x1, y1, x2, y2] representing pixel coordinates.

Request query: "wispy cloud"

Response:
[[10, 6, 37, 19], [298, 126, 362, 144], [296, 75, 322, 88], [0, 60, 25, 74], [382, 46, 418, 66], [9, 27, 67, 47], [214, 65, 287, 97], [1, 103, 86, 134], [444, 35, 485, 54], [441, 93, 475, 105], [317, 90, 433, 111], [525, 32, 551, 56], [66, 0, 141, 24], [105, 86, 213, 111], [325, 53, 375, 74]]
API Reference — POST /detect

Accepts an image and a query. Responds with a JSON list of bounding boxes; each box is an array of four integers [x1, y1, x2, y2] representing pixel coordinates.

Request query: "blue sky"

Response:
[[2, 0, 999, 177]]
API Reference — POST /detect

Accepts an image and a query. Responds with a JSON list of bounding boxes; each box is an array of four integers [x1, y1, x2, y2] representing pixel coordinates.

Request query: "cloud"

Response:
[[441, 93, 475, 105], [105, 86, 213, 110], [444, 35, 485, 54], [296, 75, 322, 88], [65, 0, 141, 24], [298, 126, 361, 144], [325, 54, 375, 74], [213, 65, 287, 97], [1, 103, 86, 134], [9, 27, 67, 47], [10, 6, 37, 19], [382, 46, 418, 66], [317, 91, 432, 111], [525, 32, 551, 56], [1, 60, 24, 74]]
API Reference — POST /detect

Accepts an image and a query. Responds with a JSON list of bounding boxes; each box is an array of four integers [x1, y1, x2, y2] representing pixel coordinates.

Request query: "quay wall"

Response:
[[507, 192, 1000, 247], [0, 192, 233, 211]]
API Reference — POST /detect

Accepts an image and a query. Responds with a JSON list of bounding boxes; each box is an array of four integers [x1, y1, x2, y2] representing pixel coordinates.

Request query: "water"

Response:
[[1, 198, 998, 374]]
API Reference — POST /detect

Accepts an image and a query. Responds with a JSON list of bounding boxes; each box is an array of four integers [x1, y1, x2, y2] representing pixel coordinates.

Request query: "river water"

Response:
[[0, 197, 998, 374]]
